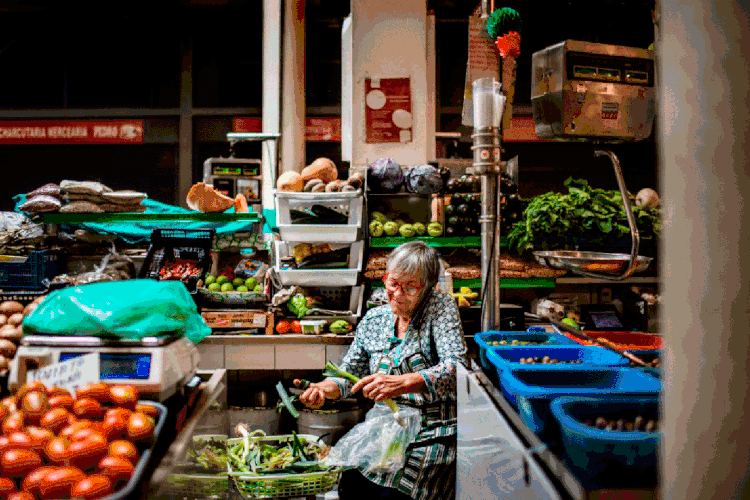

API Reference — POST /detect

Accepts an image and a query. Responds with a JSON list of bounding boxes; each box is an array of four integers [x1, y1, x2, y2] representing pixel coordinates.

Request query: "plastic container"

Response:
[[0, 250, 65, 290], [275, 241, 364, 286], [275, 190, 363, 243], [474, 330, 577, 376], [300, 319, 327, 335], [499, 367, 660, 442], [139, 228, 215, 293], [550, 396, 660, 489], [280, 285, 365, 324], [561, 330, 663, 350], [485, 345, 630, 381], [626, 349, 662, 379]]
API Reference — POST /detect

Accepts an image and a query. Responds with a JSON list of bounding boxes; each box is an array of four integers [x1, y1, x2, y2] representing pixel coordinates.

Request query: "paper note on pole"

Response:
[[28, 353, 100, 394], [462, 15, 501, 126]]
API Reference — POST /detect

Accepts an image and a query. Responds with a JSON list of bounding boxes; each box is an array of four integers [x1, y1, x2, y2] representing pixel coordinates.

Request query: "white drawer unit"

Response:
[[274, 241, 364, 286], [274, 190, 363, 243]]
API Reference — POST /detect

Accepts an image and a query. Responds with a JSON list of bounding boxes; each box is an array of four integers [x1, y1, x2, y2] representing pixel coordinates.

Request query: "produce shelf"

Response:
[[368, 277, 555, 289], [369, 236, 482, 248], [32, 212, 261, 223]]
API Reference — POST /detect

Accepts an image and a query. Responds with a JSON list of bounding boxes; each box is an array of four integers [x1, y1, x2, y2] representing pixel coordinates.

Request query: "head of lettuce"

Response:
[[22, 280, 211, 344]]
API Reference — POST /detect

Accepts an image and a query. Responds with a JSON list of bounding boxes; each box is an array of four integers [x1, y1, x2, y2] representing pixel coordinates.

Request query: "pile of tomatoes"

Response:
[[274, 320, 302, 335], [0, 381, 158, 500]]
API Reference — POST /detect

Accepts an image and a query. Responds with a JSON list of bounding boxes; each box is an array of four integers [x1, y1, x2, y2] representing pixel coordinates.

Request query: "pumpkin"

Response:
[[186, 182, 236, 212], [277, 171, 304, 192]]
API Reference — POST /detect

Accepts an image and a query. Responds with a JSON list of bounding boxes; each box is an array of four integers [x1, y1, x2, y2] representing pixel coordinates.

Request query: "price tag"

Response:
[[28, 353, 100, 394]]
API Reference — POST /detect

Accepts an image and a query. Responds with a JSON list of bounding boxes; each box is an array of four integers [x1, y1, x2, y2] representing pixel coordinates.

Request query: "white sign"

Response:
[[28, 353, 100, 394]]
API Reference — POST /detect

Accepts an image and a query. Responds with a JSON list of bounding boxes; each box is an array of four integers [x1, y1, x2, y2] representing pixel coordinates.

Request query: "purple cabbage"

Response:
[[404, 164, 444, 194], [367, 157, 404, 193]]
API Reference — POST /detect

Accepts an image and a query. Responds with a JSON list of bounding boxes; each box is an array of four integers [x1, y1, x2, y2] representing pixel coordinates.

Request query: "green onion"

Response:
[[323, 360, 403, 424]]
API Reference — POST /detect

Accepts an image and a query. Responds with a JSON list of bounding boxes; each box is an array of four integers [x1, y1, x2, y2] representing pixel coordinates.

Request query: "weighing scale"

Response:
[[579, 304, 627, 331], [8, 333, 200, 402]]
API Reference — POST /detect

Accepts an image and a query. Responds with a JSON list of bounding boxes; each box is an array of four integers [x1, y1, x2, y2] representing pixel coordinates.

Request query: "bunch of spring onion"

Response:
[[228, 427, 331, 475]]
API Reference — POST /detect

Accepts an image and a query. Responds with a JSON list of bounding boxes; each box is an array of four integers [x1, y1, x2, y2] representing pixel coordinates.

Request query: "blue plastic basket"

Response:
[[474, 330, 576, 376], [486, 345, 630, 381], [499, 366, 661, 441], [0, 250, 65, 290], [550, 396, 660, 489]]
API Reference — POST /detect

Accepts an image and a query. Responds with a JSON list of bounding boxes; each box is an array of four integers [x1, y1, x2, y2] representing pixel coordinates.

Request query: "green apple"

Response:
[[232, 277, 245, 287], [216, 275, 230, 285], [561, 317, 580, 329], [399, 223, 416, 237], [369, 220, 384, 237], [254, 284, 262, 292], [220, 283, 234, 292], [413, 222, 426, 236], [245, 277, 258, 290], [236, 285, 249, 292], [370, 211, 387, 223], [383, 221, 399, 236], [208, 282, 221, 292], [205, 274, 216, 285], [427, 222, 443, 237]]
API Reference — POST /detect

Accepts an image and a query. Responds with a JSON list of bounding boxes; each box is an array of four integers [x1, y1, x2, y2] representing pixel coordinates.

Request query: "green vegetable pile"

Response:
[[506, 178, 662, 253], [228, 430, 331, 475], [185, 438, 229, 472]]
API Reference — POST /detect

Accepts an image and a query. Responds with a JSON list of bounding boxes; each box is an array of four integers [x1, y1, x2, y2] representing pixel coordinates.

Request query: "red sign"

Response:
[[503, 117, 548, 142], [232, 117, 341, 142], [365, 78, 412, 144], [0, 120, 144, 144]]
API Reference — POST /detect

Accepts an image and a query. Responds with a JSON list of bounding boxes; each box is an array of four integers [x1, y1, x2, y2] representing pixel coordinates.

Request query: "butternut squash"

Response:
[[300, 158, 338, 184], [186, 182, 236, 212]]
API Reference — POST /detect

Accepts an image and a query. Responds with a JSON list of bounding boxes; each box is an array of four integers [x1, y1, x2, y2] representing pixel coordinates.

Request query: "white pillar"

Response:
[[660, 1, 750, 498], [263, 0, 282, 208], [281, 0, 306, 175]]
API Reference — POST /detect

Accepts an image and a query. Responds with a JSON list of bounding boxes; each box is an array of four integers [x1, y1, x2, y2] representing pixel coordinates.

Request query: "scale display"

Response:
[[580, 305, 627, 331], [60, 352, 152, 380]]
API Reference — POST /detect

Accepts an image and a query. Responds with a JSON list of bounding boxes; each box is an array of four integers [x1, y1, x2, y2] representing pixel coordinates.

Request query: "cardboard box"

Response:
[[201, 309, 273, 334]]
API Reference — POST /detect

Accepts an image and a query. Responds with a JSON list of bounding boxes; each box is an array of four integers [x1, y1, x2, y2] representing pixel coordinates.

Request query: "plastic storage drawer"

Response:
[[550, 395, 660, 489], [274, 241, 364, 286], [275, 190, 363, 243], [500, 366, 661, 440], [0, 250, 65, 290], [474, 330, 576, 376], [562, 330, 663, 350]]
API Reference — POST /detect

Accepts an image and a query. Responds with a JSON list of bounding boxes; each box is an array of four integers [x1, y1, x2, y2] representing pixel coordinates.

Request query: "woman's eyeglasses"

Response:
[[382, 274, 424, 296]]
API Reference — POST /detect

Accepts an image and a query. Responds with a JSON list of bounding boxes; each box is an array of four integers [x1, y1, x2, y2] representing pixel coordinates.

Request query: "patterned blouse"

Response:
[[327, 289, 469, 500]]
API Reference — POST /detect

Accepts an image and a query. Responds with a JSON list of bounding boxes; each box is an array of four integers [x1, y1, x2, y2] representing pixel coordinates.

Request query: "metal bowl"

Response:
[[532, 250, 653, 276]]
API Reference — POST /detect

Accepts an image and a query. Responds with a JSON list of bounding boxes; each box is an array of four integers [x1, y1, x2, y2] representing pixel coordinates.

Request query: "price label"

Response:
[[28, 353, 100, 394]]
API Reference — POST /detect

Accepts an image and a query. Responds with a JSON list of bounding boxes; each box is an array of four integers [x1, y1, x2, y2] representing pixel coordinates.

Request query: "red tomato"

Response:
[[104, 408, 132, 421], [108, 386, 139, 410], [46, 387, 71, 399], [0, 437, 10, 454], [21, 466, 57, 497], [290, 320, 302, 333], [2, 412, 25, 435], [0, 477, 16, 499], [75, 384, 110, 403], [97, 456, 134, 488], [102, 416, 127, 441], [38, 466, 85, 500], [70, 475, 113, 500], [68, 438, 109, 472], [60, 420, 95, 440], [40, 408, 71, 434], [134, 404, 158, 420], [16, 382, 46, 402], [7, 492, 33, 500], [73, 398, 106, 420], [1, 449, 42, 478], [275, 320, 291, 334], [47, 395, 75, 412], [69, 428, 106, 444], [108, 440, 138, 464], [19, 391, 49, 426], [126, 413, 154, 443], [0, 405, 9, 423], [43, 437, 70, 466], [25, 427, 54, 454]]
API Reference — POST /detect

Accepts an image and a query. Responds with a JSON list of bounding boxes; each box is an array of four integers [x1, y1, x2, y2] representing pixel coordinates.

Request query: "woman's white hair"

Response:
[[386, 241, 441, 320]]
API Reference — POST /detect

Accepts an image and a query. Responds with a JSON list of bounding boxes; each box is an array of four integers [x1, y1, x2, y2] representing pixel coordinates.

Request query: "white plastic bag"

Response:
[[323, 404, 421, 474]]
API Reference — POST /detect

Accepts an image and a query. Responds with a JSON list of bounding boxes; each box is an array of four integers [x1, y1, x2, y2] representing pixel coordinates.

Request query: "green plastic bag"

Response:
[[22, 280, 211, 344]]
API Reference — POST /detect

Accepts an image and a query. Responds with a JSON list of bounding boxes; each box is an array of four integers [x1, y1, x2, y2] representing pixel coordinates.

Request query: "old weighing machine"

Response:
[[9, 333, 200, 402], [530, 40, 656, 280]]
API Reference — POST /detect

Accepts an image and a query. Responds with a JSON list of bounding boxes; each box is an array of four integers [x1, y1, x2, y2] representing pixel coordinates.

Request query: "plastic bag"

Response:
[[456, 436, 526, 498], [323, 404, 422, 474], [22, 279, 211, 344]]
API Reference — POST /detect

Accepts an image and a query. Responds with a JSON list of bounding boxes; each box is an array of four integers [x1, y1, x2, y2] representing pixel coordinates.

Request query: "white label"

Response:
[[252, 314, 266, 327], [28, 353, 100, 394]]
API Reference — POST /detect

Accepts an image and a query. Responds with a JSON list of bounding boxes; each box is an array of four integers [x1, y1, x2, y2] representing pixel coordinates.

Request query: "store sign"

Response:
[[232, 117, 341, 142], [365, 77, 412, 144], [0, 120, 144, 144]]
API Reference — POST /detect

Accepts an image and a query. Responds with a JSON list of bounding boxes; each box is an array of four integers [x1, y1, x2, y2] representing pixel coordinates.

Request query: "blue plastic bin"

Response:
[[486, 345, 630, 381], [626, 349, 662, 379], [500, 366, 661, 441], [550, 396, 660, 489], [474, 330, 576, 375]]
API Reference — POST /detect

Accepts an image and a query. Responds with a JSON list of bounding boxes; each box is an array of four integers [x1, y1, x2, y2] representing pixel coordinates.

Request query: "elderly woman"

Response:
[[296, 241, 468, 500]]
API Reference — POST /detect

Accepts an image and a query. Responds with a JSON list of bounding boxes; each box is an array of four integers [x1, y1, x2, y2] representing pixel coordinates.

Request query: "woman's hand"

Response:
[[294, 379, 341, 409], [351, 373, 425, 402]]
